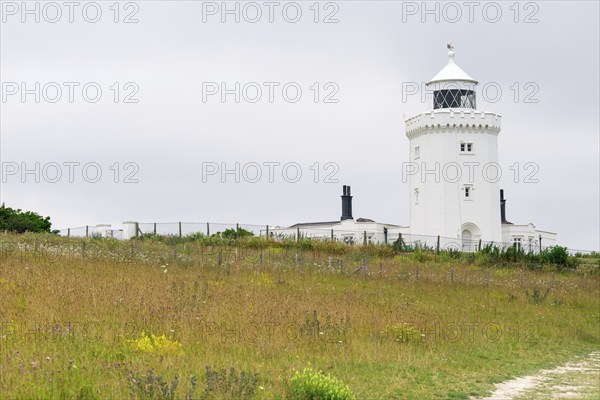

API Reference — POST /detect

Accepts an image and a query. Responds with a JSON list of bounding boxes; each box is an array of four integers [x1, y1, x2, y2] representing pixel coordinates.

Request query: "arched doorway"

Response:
[[461, 222, 480, 252], [461, 230, 472, 252]]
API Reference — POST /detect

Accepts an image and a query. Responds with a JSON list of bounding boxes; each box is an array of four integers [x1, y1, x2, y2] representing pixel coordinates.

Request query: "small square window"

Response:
[[460, 142, 474, 153], [414, 188, 419, 204], [414, 146, 420, 159], [463, 185, 473, 200]]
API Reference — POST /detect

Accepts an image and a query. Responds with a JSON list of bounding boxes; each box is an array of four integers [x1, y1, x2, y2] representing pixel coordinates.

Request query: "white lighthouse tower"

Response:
[[405, 46, 502, 249]]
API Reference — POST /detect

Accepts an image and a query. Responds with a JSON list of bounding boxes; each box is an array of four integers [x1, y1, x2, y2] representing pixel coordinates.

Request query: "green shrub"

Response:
[[441, 248, 462, 260], [381, 322, 423, 343], [290, 367, 354, 400], [0, 204, 56, 233], [540, 246, 574, 269], [200, 365, 259, 399], [216, 227, 254, 240], [129, 369, 179, 400], [413, 249, 428, 263], [525, 288, 549, 304]]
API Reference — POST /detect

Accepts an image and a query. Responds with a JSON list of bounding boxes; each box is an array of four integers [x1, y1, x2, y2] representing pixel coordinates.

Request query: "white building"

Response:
[[265, 185, 407, 245], [267, 47, 557, 252]]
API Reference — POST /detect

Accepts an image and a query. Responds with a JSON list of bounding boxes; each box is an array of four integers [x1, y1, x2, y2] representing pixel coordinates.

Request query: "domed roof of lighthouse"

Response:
[[426, 45, 478, 110], [427, 45, 478, 86]]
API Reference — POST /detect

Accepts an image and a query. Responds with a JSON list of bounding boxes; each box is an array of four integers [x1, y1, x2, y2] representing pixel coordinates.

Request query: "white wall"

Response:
[[502, 223, 558, 251], [406, 109, 503, 243]]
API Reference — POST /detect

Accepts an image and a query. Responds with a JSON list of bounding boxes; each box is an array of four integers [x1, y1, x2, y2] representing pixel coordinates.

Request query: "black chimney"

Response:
[[500, 189, 508, 224], [341, 185, 353, 221]]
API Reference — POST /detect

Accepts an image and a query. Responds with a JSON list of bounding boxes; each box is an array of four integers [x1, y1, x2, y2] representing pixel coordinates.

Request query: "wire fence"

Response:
[[136, 222, 266, 237], [55, 222, 598, 256], [0, 235, 597, 295], [57, 222, 266, 240], [57, 226, 123, 240]]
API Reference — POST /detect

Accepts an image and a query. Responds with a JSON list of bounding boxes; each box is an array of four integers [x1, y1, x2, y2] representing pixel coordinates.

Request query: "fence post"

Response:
[[207, 222, 210, 236], [67, 228, 70, 237], [179, 222, 182, 237], [363, 231, 367, 246], [297, 227, 300, 242], [478, 239, 482, 251], [85, 225, 89, 238], [331, 229, 334, 241], [436, 235, 440, 254], [260, 249, 263, 266], [384, 227, 388, 244], [236, 223, 239, 231], [520, 269, 523, 288], [361, 258, 367, 276], [266, 225, 269, 238], [379, 261, 382, 275], [399, 233, 403, 250], [153, 223, 157, 235]]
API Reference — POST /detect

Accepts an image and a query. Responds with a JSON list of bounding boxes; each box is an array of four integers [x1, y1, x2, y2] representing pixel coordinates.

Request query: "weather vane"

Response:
[[447, 43, 454, 51]]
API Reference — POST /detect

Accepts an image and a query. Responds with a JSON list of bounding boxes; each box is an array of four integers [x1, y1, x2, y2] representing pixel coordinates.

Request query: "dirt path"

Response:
[[478, 351, 600, 399]]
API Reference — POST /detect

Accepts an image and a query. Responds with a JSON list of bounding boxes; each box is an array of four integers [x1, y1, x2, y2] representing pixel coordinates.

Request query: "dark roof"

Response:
[[288, 221, 340, 228], [288, 218, 402, 228], [357, 218, 402, 227]]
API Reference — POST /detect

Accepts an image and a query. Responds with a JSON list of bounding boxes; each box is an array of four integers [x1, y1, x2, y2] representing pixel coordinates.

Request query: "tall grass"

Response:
[[0, 233, 598, 399]]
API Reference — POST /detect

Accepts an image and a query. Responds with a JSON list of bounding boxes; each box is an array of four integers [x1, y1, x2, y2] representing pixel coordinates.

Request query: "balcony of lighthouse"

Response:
[[405, 109, 501, 139]]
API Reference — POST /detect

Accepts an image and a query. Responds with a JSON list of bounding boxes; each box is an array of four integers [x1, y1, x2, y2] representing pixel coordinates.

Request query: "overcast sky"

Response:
[[1, 1, 598, 250]]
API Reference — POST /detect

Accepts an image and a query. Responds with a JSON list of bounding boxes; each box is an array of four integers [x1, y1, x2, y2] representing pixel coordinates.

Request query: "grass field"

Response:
[[1, 235, 598, 399]]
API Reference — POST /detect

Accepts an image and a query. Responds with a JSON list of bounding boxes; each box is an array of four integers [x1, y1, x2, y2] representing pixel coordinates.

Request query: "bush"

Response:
[[380, 322, 423, 343], [0, 204, 56, 233], [200, 365, 259, 399], [128, 366, 258, 400], [440, 248, 462, 260], [216, 227, 254, 240], [127, 332, 183, 357], [540, 246, 573, 268], [290, 367, 355, 400], [477, 243, 577, 269], [413, 249, 429, 263], [129, 369, 179, 400]]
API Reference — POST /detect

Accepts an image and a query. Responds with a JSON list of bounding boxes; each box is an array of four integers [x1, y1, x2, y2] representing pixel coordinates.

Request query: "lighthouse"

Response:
[[261, 46, 556, 251], [405, 46, 503, 249]]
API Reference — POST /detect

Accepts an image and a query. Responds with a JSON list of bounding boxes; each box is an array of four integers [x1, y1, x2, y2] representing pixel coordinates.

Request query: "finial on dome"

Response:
[[447, 43, 455, 63]]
